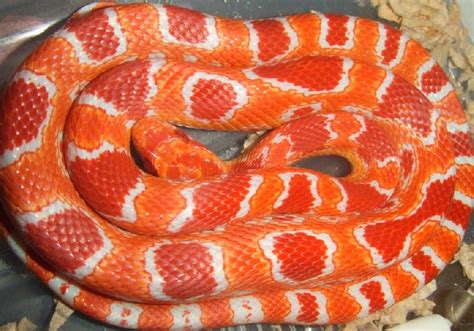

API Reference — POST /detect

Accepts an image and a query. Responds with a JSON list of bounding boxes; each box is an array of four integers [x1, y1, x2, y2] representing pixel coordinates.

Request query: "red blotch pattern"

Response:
[[84, 60, 153, 117], [420, 63, 450, 96], [252, 56, 345, 93], [380, 27, 403, 66], [68, 150, 141, 220], [252, 19, 291, 62], [179, 175, 255, 232], [362, 221, 409, 266], [450, 132, 474, 158], [25, 209, 105, 275], [295, 292, 320, 323], [274, 174, 316, 213], [189, 78, 238, 121], [359, 281, 387, 313], [324, 14, 350, 47], [361, 178, 454, 265], [445, 198, 472, 231], [266, 115, 329, 159], [410, 251, 440, 282], [378, 75, 433, 137], [272, 232, 330, 282], [412, 180, 455, 218], [66, 9, 121, 61], [164, 5, 209, 44], [151, 242, 218, 299], [354, 120, 395, 165], [1, 79, 50, 153], [340, 181, 389, 212]]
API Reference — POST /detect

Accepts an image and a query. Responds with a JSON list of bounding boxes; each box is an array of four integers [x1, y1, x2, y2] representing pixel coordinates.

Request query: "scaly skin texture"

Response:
[[0, 2, 473, 329]]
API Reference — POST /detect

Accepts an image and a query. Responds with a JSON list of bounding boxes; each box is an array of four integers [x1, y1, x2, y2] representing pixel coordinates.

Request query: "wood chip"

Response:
[[455, 244, 474, 281], [49, 301, 75, 331], [0, 318, 36, 331]]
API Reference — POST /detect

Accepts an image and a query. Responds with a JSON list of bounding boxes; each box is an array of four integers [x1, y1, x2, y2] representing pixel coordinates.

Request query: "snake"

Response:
[[0, 2, 473, 329]]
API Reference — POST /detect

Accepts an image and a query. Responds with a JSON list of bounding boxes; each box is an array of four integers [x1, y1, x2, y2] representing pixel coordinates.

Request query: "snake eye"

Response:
[[293, 155, 351, 177]]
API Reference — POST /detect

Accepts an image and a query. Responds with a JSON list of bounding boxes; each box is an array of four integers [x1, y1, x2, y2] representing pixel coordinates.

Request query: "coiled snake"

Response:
[[0, 2, 473, 329]]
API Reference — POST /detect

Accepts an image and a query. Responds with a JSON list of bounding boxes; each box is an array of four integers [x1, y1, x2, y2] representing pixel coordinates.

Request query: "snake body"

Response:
[[1, 2, 473, 329]]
